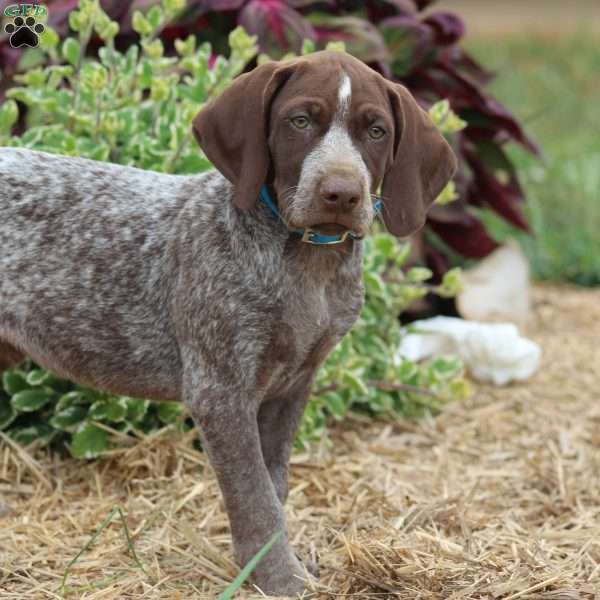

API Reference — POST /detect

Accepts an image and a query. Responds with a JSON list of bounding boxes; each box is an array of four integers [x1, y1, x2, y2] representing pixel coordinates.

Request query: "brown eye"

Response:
[[290, 115, 310, 129], [368, 125, 386, 140]]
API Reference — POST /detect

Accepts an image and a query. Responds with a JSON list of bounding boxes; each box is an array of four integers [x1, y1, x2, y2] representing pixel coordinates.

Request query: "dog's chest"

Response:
[[258, 255, 364, 399]]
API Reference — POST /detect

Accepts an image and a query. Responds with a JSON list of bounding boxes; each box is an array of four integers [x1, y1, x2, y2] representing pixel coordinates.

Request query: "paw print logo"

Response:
[[4, 16, 45, 48]]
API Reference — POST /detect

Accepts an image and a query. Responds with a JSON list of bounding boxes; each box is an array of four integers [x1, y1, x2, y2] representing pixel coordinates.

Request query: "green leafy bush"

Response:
[[0, 0, 468, 458], [0, 0, 256, 171], [0, 366, 183, 458]]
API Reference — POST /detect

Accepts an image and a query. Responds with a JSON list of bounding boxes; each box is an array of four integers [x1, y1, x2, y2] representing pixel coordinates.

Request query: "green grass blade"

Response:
[[116, 506, 148, 576], [60, 505, 147, 593]]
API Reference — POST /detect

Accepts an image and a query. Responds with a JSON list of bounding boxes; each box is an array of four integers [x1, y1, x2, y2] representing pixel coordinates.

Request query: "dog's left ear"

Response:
[[193, 60, 298, 210], [381, 82, 458, 237]]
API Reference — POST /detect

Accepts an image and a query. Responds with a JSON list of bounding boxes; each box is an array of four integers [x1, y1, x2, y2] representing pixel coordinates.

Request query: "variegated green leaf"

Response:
[[11, 388, 56, 412], [70, 422, 109, 459]]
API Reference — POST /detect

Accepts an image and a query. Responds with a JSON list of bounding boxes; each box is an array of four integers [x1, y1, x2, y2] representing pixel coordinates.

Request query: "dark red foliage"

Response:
[[0, 0, 539, 272]]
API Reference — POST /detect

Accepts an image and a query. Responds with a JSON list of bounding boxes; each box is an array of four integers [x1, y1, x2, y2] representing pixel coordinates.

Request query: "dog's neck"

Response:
[[283, 234, 362, 282]]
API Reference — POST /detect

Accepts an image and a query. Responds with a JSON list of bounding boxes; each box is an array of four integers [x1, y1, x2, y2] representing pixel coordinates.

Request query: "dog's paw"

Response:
[[250, 549, 314, 597], [4, 16, 45, 48]]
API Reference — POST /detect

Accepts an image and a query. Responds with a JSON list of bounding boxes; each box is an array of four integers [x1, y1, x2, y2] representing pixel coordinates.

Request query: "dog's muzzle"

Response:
[[259, 185, 381, 245]]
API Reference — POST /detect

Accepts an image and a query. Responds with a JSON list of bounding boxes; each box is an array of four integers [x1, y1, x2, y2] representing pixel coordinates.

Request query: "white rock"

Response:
[[457, 240, 531, 325]]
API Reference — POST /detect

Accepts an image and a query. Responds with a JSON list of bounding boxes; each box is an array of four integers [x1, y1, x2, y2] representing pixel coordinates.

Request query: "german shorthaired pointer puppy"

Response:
[[0, 51, 456, 596]]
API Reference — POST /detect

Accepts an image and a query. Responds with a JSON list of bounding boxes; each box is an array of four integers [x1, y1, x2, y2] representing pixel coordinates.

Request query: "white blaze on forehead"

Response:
[[337, 72, 352, 118], [288, 68, 374, 228]]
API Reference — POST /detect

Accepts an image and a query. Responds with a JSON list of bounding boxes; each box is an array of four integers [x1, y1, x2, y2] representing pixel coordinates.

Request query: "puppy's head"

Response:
[[193, 51, 457, 238]]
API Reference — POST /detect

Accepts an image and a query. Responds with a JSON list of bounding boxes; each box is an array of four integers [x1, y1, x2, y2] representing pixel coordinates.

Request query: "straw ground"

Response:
[[1, 283, 599, 599]]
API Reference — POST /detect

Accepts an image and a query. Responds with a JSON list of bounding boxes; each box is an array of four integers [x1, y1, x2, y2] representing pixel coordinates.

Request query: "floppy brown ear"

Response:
[[381, 83, 458, 237], [192, 61, 296, 210]]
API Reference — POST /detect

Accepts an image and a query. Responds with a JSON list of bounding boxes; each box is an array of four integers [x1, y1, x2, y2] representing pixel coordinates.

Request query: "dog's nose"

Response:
[[319, 175, 361, 212]]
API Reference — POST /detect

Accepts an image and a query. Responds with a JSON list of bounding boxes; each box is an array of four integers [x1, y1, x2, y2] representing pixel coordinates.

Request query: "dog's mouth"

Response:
[[309, 222, 349, 235], [287, 208, 369, 239]]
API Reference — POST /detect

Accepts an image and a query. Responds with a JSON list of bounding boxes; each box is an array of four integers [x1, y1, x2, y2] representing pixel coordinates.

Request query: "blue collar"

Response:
[[259, 185, 382, 246]]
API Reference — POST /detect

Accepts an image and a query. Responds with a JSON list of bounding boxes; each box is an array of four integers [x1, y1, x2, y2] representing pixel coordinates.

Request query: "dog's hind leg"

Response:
[[0, 340, 25, 372]]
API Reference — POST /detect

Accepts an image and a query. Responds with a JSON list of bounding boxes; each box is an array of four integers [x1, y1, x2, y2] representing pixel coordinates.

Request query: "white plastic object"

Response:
[[397, 316, 541, 386]]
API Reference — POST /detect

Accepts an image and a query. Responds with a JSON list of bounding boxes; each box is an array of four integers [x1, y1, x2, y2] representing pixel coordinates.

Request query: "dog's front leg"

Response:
[[258, 376, 312, 504], [185, 385, 308, 596]]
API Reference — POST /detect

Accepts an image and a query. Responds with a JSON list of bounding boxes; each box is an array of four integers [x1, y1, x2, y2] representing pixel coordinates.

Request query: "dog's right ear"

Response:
[[193, 61, 297, 210]]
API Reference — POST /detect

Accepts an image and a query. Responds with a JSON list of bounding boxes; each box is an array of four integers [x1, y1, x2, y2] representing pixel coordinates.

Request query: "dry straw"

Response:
[[1, 284, 599, 599]]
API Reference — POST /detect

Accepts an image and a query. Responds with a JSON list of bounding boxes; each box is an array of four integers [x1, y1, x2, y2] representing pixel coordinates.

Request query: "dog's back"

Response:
[[0, 148, 195, 398]]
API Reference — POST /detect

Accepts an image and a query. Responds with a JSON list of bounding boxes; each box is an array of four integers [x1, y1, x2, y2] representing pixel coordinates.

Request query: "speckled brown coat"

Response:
[[0, 51, 456, 596]]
